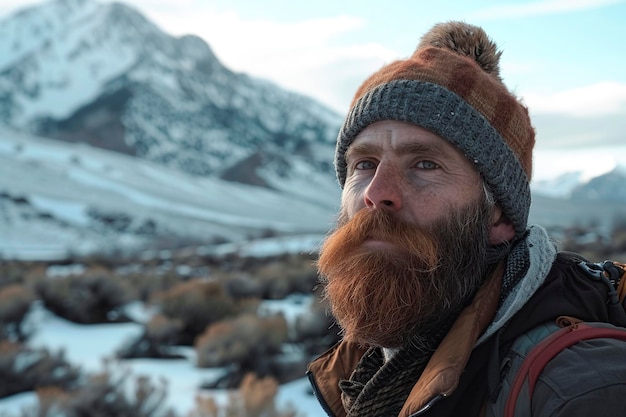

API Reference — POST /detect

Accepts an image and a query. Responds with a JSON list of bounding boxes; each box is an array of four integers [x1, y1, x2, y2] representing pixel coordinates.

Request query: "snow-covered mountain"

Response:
[[533, 167, 626, 202], [529, 152, 626, 234], [0, 0, 345, 259], [570, 167, 626, 203], [0, 0, 342, 183], [532, 145, 626, 203]]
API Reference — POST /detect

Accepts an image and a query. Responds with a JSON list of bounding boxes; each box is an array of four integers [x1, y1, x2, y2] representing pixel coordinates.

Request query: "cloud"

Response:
[[524, 82, 626, 116], [466, 0, 623, 20], [138, 5, 398, 113], [0, 0, 39, 17], [525, 82, 626, 149], [278, 42, 396, 114], [532, 111, 625, 149]]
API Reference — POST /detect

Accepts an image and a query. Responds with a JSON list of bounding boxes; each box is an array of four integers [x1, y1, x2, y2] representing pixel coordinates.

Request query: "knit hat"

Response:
[[335, 21, 535, 237]]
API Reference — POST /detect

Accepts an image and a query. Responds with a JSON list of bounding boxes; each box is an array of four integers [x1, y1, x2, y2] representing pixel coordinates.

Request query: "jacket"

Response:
[[307, 251, 626, 417]]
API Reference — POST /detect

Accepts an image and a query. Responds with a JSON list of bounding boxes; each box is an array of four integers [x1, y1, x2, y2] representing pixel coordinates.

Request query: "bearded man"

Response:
[[307, 21, 626, 417]]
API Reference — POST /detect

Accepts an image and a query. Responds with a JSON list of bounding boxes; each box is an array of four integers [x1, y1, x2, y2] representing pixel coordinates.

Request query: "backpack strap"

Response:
[[577, 259, 626, 325], [578, 259, 626, 304], [503, 320, 626, 417], [612, 261, 626, 304], [485, 257, 626, 417]]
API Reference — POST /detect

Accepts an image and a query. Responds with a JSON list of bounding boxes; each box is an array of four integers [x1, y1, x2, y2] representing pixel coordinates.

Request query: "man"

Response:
[[307, 21, 626, 417]]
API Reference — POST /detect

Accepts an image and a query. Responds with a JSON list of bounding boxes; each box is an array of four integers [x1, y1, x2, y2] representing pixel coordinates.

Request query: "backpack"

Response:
[[485, 259, 626, 417]]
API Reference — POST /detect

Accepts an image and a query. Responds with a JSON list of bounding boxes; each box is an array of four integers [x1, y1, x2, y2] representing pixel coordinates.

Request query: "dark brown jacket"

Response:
[[307, 253, 626, 416]]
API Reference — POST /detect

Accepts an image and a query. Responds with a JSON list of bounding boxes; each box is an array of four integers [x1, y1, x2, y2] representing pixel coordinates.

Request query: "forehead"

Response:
[[348, 120, 467, 161]]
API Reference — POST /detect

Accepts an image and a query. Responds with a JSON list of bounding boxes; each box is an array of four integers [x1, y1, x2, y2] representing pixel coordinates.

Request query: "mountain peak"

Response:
[[570, 167, 626, 203], [0, 0, 99, 70], [100, 1, 163, 37], [0, 0, 341, 185]]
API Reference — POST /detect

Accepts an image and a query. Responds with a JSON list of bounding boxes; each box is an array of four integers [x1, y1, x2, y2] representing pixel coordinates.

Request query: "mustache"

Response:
[[333, 208, 439, 263]]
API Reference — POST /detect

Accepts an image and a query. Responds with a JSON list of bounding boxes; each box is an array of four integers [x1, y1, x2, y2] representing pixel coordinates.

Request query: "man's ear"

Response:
[[489, 207, 515, 245]]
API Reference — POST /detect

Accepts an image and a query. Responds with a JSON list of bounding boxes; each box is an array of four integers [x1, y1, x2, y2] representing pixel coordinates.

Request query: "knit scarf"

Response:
[[337, 225, 556, 417], [339, 315, 455, 417]]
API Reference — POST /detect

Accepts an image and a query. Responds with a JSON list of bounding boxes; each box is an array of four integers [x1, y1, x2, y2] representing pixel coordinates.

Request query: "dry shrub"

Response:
[[0, 341, 81, 398], [190, 396, 220, 417], [190, 373, 296, 417], [145, 314, 184, 345], [153, 279, 240, 345], [121, 270, 184, 302], [120, 284, 260, 359], [253, 255, 318, 300], [35, 386, 70, 417], [0, 260, 33, 288], [611, 217, 626, 256], [117, 314, 186, 359], [294, 297, 330, 339], [557, 217, 626, 260], [0, 284, 35, 341], [261, 314, 289, 350], [292, 288, 340, 353], [195, 313, 288, 368], [217, 254, 318, 300], [22, 362, 178, 417], [22, 263, 48, 285], [35, 273, 129, 324], [239, 373, 295, 417], [224, 273, 264, 299]]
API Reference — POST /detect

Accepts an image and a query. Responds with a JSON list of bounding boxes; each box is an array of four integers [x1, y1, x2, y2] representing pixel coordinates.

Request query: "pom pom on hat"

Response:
[[334, 21, 535, 237], [416, 21, 503, 81]]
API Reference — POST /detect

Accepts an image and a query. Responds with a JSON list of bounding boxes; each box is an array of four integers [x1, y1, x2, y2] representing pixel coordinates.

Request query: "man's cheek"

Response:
[[341, 184, 366, 218]]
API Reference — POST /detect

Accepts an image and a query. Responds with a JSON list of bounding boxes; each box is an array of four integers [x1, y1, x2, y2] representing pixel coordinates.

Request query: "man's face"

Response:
[[340, 120, 486, 227], [317, 120, 501, 348]]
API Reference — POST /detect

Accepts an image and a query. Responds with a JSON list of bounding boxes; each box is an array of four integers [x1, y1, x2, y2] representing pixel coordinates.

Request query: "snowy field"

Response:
[[0, 298, 326, 417], [0, 232, 331, 417]]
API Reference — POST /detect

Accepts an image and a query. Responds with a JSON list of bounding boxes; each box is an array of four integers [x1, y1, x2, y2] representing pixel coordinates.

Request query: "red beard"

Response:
[[317, 204, 491, 348]]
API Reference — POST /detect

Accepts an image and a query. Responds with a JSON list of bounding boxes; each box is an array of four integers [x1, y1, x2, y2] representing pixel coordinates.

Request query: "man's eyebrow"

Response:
[[345, 142, 382, 160], [346, 140, 447, 159]]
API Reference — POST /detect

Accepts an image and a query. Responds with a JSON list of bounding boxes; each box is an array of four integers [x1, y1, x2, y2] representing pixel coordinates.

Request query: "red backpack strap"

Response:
[[504, 321, 626, 417]]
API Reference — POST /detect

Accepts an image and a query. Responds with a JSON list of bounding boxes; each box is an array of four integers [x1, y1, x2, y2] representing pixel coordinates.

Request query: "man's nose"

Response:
[[363, 164, 403, 211]]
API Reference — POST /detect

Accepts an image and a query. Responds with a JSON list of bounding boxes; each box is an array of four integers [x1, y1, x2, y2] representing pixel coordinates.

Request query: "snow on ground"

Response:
[[1, 298, 326, 417], [0, 125, 338, 261], [198, 234, 327, 259]]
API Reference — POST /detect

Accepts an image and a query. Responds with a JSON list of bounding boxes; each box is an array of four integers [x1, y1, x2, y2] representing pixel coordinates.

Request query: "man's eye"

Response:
[[355, 160, 377, 170], [416, 160, 440, 170]]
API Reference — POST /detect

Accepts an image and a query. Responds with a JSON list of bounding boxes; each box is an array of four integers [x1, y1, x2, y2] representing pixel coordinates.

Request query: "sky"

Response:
[[0, 0, 625, 150]]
